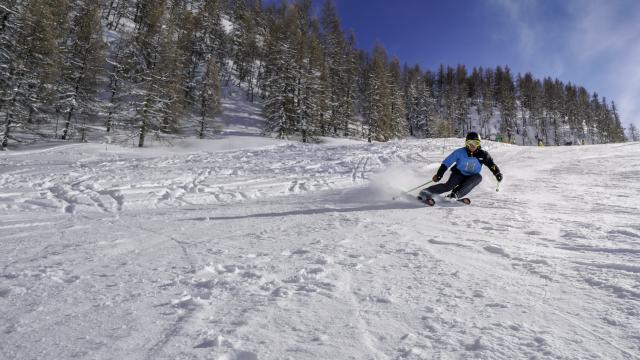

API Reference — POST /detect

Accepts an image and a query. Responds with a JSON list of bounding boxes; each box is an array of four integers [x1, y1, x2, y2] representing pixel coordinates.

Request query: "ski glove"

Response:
[[433, 164, 448, 183], [495, 172, 503, 182]]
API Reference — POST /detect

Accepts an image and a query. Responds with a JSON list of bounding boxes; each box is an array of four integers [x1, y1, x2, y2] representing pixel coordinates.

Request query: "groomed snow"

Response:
[[1, 136, 639, 360]]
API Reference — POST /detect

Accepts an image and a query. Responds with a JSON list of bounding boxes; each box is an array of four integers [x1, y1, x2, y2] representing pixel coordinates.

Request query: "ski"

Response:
[[416, 196, 435, 206], [417, 195, 470, 206]]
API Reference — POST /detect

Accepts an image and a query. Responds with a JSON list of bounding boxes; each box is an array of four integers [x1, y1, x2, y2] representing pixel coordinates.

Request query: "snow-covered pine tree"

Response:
[[58, 0, 105, 142], [517, 72, 536, 145], [434, 65, 455, 137], [563, 83, 579, 144], [495, 66, 516, 143], [363, 44, 394, 142], [153, 12, 189, 135], [261, 6, 298, 138], [403, 64, 421, 137], [1, 0, 23, 149], [337, 30, 358, 136], [2, 0, 65, 148], [388, 58, 407, 138], [319, 0, 342, 136], [199, 0, 227, 69], [317, 50, 332, 136], [608, 102, 625, 143], [595, 96, 610, 144], [125, 0, 165, 147], [454, 64, 469, 134], [104, 29, 130, 134], [628, 123, 639, 142], [297, 31, 323, 143], [291, 0, 322, 142], [477, 67, 495, 138], [576, 86, 591, 143], [102, 0, 130, 31], [231, 0, 259, 90], [414, 70, 438, 138], [198, 54, 221, 138]]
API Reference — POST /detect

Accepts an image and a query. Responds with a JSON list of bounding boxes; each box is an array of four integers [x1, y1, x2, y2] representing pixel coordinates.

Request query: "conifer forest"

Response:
[[0, 0, 629, 149]]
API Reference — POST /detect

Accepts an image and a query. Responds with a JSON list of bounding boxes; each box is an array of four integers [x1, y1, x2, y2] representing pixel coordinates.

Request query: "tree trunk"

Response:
[[199, 91, 207, 139], [2, 114, 10, 149], [138, 117, 147, 147], [138, 99, 149, 147], [62, 106, 74, 140]]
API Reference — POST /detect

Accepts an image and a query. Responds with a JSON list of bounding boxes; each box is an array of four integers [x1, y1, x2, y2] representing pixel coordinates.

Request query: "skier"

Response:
[[418, 132, 502, 206]]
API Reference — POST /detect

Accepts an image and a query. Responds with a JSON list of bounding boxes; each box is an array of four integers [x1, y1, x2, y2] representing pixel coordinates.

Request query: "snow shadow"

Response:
[[181, 200, 423, 222], [180, 167, 435, 221]]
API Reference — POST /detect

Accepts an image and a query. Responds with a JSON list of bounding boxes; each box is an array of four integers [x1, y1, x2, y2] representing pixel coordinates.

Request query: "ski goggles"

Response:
[[465, 139, 481, 147]]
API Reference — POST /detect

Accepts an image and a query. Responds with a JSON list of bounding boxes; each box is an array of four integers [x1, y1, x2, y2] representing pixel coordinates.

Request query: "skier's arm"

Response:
[[433, 150, 458, 182], [483, 153, 503, 181], [432, 164, 448, 182]]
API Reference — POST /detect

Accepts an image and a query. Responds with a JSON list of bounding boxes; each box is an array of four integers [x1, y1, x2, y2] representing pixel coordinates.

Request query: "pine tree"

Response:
[[576, 86, 591, 143], [59, 1, 106, 141], [297, 32, 323, 142], [1, 0, 23, 149], [628, 123, 639, 142], [588, 92, 601, 144], [320, 0, 342, 135], [154, 13, 189, 135], [2, 0, 66, 148], [438, 65, 456, 136], [126, 0, 165, 147], [198, 55, 221, 138], [414, 70, 438, 138], [403, 64, 421, 137], [105, 33, 128, 134], [103, 0, 130, 31], [477, 67, 495, 138], [388, 58, 407, 138], [262, 6, 298, 138], [319, 0, 356, 137], [608, 101, 625, 143], [338, 30, 358, 136], [231, 0, 258, 88], [454, 64, 469, 134], [496, 66, 516, 143], [364, 44, 395, 142]]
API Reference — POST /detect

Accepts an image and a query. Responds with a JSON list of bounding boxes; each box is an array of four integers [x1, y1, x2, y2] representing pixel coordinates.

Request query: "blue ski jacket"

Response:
[[437, 147, 501, 177]]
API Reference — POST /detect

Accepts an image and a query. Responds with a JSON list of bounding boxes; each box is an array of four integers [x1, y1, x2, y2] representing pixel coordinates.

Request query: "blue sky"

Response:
[[329, 0, 640, 129]]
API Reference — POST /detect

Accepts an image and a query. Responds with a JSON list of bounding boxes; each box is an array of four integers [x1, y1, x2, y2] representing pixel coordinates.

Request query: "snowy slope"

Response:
[[1, 135, 640, 360]]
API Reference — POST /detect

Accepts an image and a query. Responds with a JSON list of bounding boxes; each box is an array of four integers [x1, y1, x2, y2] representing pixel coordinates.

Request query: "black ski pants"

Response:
[[422, 170, 482, 198]]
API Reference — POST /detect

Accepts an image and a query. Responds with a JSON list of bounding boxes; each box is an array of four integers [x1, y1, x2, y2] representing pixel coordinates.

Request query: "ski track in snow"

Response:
[[1, 139, 640, 359]]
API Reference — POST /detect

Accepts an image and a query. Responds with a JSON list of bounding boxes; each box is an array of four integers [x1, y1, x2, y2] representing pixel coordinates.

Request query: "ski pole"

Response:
[[496, 181, 501, 192], [405, 180, 434, 194], [392, 180, 433, 200]]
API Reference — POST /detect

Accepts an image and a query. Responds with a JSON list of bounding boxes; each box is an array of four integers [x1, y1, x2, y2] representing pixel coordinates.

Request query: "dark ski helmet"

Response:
[[466, 132, 481, 141]]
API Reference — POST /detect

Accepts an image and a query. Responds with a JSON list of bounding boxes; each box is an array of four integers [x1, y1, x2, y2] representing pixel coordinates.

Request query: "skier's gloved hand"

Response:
[[432, 174, 442, 182], [495, 172, 503, 182]]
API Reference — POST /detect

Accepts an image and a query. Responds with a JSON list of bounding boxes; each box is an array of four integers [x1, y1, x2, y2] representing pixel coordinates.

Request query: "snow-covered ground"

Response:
[[1, 133, 640, 359]]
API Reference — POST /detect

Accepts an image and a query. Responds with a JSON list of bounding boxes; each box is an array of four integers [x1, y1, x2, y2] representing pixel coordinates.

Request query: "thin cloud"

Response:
[[492, 0, 640, 128], [490, 0, 538, 59], [566, 1, 640, 127]]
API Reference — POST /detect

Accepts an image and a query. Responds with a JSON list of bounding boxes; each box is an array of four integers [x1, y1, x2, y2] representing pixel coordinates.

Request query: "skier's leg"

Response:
[[419, 171, 465, 199], [451, 173, 482, 198]]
